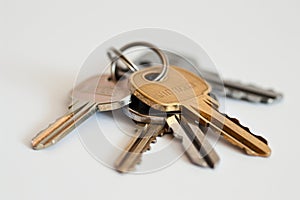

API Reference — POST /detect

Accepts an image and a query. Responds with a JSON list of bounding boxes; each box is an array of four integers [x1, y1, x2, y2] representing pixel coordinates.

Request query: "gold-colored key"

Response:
[[129, 66, 271, 157]]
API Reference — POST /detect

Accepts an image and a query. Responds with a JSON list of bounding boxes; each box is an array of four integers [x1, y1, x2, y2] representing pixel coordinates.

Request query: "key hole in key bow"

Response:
[[144, 73, 160, 81]]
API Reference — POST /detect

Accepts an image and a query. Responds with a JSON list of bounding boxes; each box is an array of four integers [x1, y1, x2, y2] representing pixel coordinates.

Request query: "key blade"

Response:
[[97, 95, 131, 111], [183, 99, 271, 157], [114, 124, 165, 173], [177, 115, 220, 168], [209, 78, 283, 104], [31, 101, 98, 150], [167, 115, 219, 168]]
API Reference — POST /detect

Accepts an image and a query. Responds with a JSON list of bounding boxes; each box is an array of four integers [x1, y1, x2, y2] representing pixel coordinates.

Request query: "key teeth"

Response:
[[225, 83, 283, 103], [227, 89, 263, 103], [151, 138, 157, 144], [159, 131, 166, 137], [226, 89, 256, 102], [224, 114, 268, 145], [143, 133, 164, 153]]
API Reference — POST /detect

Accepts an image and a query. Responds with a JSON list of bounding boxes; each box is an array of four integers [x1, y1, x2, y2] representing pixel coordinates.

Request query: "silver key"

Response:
[[121, 103, 220, 170], [166, 114, 219, 168], [198, 71, 283, 104], [31, 74, 130, 150], [114, 123, 166, 173], [133, 51, 283, 103]]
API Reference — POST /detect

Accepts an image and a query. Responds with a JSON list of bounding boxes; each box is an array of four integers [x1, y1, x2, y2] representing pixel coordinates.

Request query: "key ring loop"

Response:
[[107, 41, 169, 82]]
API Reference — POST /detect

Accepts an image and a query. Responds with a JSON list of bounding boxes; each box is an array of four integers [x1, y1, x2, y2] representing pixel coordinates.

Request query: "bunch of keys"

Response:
[[31, 41, 281, 173]]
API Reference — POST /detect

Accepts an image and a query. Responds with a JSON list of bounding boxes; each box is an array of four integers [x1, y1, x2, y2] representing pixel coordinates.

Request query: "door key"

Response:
[[129, 66, 271, 157], [31, 74, 130, 150]]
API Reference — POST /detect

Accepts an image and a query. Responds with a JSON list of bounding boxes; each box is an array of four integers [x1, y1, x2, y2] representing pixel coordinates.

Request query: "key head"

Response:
[[72, 74, 130, 111], [130, 66, 211, 112]]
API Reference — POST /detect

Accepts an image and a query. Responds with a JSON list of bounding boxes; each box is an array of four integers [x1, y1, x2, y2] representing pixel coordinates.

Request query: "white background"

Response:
[[1, 0, 299, 200]]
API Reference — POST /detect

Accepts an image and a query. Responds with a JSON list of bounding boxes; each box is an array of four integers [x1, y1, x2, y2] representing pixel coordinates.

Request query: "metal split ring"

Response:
[[107, 41, 169, 82]]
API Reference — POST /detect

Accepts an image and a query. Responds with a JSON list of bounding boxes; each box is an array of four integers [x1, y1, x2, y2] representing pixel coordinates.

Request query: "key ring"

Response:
[[107, 41, 169, 82]]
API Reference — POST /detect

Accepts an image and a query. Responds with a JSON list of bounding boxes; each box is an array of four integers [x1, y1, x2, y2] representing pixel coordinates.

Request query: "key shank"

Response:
[[182, 96, 271, 157], [32, 101, 98, 150]]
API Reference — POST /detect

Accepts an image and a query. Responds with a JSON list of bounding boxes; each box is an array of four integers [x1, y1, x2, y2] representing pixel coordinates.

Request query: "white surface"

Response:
[[1, 0, 299, 199]]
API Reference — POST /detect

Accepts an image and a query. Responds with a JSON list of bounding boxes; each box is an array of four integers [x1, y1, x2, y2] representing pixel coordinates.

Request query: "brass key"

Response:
[[129, 66, 271, 157]]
